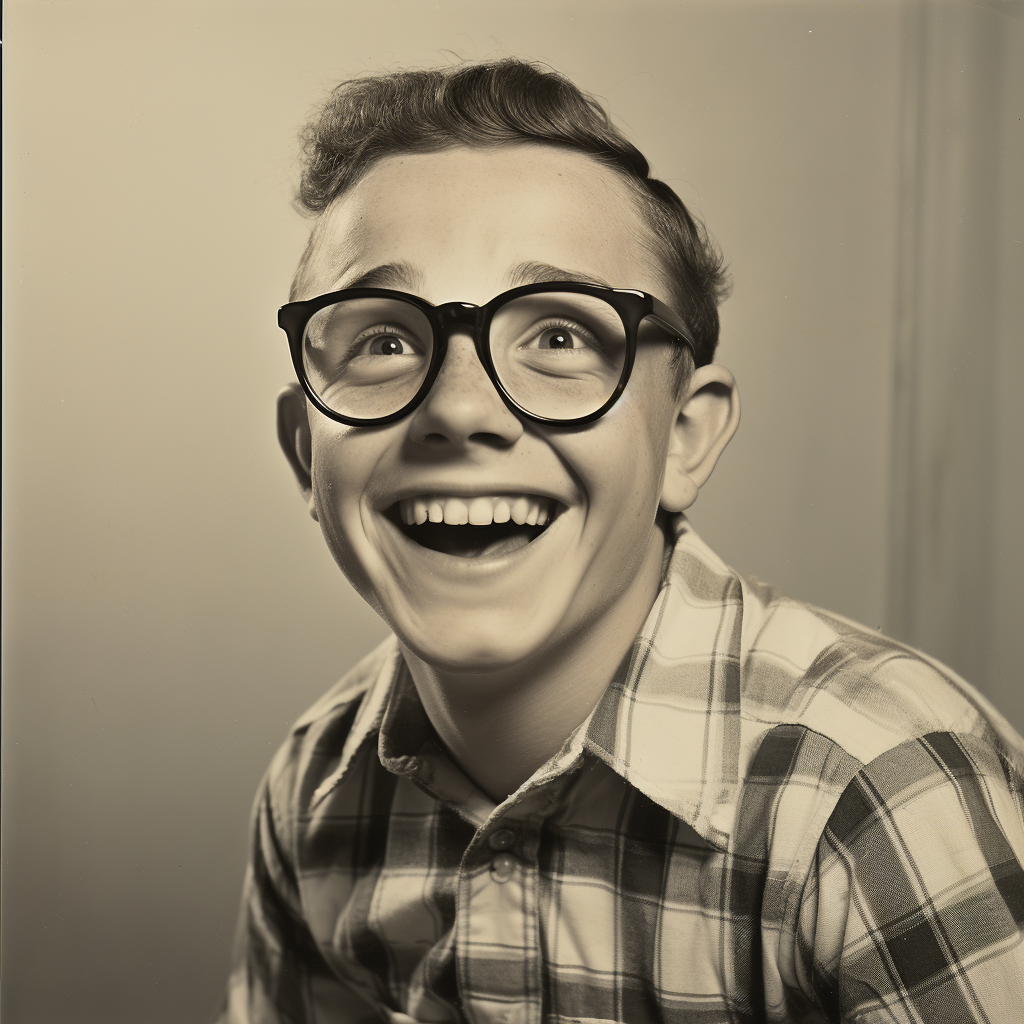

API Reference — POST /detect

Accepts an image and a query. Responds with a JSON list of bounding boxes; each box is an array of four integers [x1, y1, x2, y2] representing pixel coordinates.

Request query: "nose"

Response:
[[406, 332, 524, 448]]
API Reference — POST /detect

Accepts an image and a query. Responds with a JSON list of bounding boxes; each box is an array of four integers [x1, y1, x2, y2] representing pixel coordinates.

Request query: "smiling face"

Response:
[[291, 144, 690, 673]]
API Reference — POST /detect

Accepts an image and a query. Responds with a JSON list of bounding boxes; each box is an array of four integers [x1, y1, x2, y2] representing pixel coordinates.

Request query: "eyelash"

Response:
[[525, 317, 601, 350], [353, 324, 423, 356], [332, 316, 604, 366]]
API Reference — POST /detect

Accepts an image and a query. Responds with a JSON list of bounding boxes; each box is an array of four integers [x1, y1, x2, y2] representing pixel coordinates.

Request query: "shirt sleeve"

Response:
[[217, 751, 384, 1024], [798, 731, 1024, 1023]]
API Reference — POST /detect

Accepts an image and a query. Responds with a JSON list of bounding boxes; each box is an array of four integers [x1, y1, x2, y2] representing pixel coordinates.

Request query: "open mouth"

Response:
[[388, 495, 561, 559]]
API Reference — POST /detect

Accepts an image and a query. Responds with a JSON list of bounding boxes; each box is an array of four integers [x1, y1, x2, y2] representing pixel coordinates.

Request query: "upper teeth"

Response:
[[398, 495, 553, 527]]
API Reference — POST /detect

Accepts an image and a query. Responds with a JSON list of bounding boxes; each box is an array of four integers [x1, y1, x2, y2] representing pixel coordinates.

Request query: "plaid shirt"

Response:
[[221, 518, 1024, 1023]]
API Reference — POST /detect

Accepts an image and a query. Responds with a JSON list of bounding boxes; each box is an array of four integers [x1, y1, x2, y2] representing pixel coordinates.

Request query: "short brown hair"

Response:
[[295, 59, 728, 366]]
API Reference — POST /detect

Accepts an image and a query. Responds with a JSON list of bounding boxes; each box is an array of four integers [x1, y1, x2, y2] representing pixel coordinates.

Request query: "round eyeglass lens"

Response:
[[302, 297, 434, 420], [488, 292, 629, 420]]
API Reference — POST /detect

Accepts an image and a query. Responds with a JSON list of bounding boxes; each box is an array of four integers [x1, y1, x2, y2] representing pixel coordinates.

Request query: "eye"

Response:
[[367, 333, 414, 355], [539, 328, 577, 350], [355, 325, 423, 357], [522, 321, 598, 352]]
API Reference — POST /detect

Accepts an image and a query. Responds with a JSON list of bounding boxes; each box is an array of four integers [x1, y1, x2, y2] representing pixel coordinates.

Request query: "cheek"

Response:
[[308, 428, 380, 555], [565, 425, 668, 541], [581, 395, 673, 503]]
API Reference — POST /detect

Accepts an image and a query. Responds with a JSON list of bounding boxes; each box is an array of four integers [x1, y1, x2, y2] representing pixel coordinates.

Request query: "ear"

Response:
[[660, 364, 741, 513], [276, 383, 318, 521]]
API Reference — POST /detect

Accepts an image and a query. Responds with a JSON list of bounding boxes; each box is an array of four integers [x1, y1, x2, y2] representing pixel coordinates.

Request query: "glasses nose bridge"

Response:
[[432, 301, 493, 385], [415, 300, 519, 436], [435, 300, 486, 342]]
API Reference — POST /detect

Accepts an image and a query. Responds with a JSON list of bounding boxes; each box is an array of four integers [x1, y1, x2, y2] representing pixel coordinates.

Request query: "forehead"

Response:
[[295, 144, 667, 303]]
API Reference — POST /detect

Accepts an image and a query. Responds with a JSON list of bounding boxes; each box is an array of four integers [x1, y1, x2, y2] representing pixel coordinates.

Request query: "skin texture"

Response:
[[279, 145, 739, 800]]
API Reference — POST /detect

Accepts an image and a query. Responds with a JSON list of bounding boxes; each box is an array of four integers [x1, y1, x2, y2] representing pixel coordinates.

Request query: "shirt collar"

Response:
[[580, 516, 743, 848], [312, 516, 744, 848]]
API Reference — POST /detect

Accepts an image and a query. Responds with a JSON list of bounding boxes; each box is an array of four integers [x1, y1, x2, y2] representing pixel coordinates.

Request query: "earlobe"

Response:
[[660, 458, 700, 512], [276, 383, 318, 520], [659, 364, 740, 513]]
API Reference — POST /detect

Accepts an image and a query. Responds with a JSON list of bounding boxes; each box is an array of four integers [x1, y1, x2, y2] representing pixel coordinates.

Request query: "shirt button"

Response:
[[488, 828, 516, 851], [489, 852, 516, 883]]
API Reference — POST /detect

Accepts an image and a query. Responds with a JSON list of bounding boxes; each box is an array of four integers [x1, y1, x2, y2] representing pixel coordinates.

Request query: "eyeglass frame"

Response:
[[278, 280, 700, 427]]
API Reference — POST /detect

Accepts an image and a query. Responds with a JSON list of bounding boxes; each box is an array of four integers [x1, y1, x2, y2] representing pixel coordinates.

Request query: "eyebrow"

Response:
[[337, 261, 425, 292], [325, 259, 611, 298], [505, 261, 613, 290]]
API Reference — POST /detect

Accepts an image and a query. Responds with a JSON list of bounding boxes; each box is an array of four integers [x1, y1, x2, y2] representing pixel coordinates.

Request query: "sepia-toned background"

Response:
[[3, 1, 1021, 1020]]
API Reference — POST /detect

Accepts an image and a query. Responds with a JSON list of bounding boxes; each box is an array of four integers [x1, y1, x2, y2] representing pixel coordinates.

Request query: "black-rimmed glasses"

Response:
[[278, 282, 697, 426]]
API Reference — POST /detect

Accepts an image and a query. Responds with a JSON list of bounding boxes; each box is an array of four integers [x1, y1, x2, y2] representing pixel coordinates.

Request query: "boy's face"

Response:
[[291, 145, 699, 672]]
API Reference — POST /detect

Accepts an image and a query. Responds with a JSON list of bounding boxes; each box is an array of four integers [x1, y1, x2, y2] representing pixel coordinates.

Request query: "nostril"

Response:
[[416, 429, 519, 452]]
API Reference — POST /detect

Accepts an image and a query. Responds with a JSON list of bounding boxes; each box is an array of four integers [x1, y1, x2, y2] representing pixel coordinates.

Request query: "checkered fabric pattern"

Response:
[[219, 518, 1024, 1023]]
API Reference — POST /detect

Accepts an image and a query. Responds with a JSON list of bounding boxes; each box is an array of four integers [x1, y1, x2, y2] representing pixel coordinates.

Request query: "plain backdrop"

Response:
[[3, 1, 1022, 1021]]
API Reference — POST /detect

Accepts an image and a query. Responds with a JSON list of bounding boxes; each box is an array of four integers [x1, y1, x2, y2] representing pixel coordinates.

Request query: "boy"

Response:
[[222, 60, 1024, 1023]]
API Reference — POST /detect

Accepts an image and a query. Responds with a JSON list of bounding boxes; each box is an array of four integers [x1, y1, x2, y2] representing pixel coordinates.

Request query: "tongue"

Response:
[[470, 532, 534, 558], [432, 528, 535, 558]]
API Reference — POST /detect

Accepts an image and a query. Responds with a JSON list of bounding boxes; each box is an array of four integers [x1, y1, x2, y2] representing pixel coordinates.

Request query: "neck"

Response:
[[400, 528, 668, 802]]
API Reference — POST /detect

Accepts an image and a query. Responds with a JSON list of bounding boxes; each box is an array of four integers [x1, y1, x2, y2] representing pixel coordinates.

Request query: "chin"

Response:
[[395, 612, 556, 676]]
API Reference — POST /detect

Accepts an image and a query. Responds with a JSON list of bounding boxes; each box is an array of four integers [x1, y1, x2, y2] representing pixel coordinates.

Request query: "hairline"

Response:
[[295, 143, 672, 289]]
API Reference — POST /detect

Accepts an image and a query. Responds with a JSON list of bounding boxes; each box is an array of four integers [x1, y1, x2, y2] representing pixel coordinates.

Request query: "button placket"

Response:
[[458, 814, 547, 1022]]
